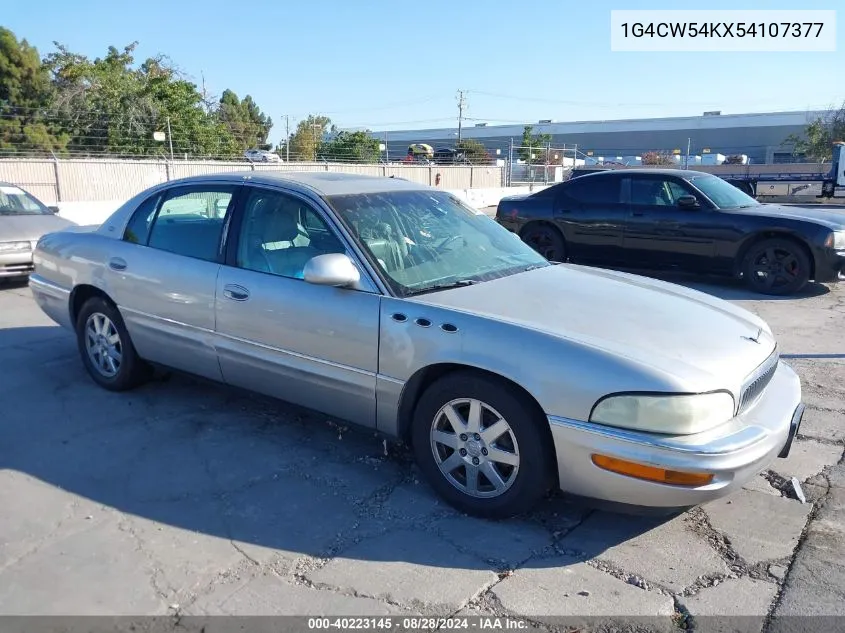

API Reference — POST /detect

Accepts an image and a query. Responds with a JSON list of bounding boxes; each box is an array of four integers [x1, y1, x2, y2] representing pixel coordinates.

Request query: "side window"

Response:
[[236, 188, 345, 280], [631, 178, 693, 206], [562, 177, 622, 205], [123, 193, 162, 244], [146, 187, 235, 262]]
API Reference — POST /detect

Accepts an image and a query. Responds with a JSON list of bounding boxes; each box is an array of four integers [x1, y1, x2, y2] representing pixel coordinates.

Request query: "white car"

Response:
[[244, 149, 282, 163]]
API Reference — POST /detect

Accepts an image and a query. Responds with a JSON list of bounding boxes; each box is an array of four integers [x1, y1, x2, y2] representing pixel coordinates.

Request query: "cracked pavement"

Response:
[[0, 271, 843, 632]]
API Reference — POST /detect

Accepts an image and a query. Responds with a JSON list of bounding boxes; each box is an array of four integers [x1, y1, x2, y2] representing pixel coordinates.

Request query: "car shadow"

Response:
[[0, 324, 676, 574], [623, 270, 832, 301]]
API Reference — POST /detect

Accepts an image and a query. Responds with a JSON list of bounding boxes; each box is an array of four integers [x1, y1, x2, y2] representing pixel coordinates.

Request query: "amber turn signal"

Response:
[[591, 454, 714, 487]]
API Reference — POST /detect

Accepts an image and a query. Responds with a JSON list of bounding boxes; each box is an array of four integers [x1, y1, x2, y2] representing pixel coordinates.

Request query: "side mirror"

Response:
[[677, 195, 699, 209], [303, 253, 360, 287], [48, 205, 60, 214]]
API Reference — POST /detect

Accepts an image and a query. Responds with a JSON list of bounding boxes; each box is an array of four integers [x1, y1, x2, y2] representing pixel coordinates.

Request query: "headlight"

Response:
[[0, 241, 32, 253], [590, 392, 735, 435], [829, 231, 845, 250]]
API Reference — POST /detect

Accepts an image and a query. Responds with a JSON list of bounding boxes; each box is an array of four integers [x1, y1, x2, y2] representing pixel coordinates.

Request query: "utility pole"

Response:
[[284, 115, 290, 162], [685, 137, 691, 169], [166, 116, 174, 161], [456, 90, 466, 144]]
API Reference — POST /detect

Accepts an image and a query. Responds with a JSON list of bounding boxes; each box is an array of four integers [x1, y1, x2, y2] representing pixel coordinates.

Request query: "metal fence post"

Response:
[[429, 166, 433, 186], [51, 153, 62, 203], [469, 167, 474, 188]]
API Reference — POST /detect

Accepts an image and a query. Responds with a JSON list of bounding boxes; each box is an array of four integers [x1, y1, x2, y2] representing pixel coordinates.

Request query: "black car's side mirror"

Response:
[[677, 195, 699, 209]]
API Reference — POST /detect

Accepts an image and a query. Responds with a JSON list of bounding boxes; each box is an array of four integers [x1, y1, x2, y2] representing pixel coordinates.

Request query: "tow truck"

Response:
[[569, 142, 845, 199], [719, 142, 845, 199]]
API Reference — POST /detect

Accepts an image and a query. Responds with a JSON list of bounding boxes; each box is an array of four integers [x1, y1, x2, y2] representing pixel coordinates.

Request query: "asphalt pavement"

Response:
[[0, 276, 843, 631]]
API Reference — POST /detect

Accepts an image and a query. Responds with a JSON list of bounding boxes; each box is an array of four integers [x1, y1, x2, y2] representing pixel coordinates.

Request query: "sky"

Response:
[[3, 0, 842, 145]]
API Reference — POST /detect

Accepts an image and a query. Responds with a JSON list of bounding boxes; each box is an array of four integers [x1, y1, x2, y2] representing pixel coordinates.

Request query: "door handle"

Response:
[[631, 212, 644, 217], [223, 284, 250, 301], [108, 257, 127, 271]]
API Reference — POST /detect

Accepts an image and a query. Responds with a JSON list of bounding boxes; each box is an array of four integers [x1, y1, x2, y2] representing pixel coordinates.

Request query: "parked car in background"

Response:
[[30, 172, 803, 518], [497, 169, 845, 295], [244, 149, 282, 163], [0, 182, 74, 280]]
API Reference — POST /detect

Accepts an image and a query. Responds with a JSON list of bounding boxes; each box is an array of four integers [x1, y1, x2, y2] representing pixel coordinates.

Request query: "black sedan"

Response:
[[495, 169, 845, 295]]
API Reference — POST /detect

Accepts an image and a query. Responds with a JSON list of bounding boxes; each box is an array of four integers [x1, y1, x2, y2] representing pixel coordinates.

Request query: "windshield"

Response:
[[690, 175, 760, 209], [327, 190, 550, 295], [0, 185, 51, 216]]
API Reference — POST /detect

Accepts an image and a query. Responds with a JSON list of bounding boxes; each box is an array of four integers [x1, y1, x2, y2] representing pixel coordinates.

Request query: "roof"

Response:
[[169, 170, 434, 197], [575, 168, 715, 179], [364, 109, 826, 142]]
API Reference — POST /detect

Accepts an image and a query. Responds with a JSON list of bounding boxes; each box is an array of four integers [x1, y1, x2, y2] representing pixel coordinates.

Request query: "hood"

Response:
[[411, 264, 775, 390], [0, 214, 76, 243], [735, 204, 845, 230]]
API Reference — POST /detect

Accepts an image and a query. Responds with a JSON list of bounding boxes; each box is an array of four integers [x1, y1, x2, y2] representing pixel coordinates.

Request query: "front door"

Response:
[[214, 185, 381, 428], [553, 174, 627, 265], [103, 184, 239, 381], [622, 176, 717, 271]]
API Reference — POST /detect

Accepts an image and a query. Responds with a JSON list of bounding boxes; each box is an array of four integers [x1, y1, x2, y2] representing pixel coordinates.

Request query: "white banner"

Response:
[[610, 10, 837, 52]]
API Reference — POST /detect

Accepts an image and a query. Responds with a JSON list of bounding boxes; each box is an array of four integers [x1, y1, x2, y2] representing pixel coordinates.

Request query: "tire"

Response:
[[521, 224, 566, 262], [411, 371, 553, 519], [75, 296, 150, 391], [742, 238, 810, 296]]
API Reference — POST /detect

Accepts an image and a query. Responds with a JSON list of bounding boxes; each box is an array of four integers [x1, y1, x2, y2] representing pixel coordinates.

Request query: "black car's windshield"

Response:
[[690, 175, 760, 210], [0, 185, 51, 216], [327, 190, 550, 295]]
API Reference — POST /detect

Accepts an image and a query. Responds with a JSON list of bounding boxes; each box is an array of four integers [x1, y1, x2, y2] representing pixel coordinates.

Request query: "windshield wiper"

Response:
[[410, 279, 478, 295]]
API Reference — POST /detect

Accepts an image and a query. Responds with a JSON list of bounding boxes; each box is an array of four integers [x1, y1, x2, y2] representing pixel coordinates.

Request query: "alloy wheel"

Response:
[[84, 312, 123, 378], [429, 398, 520, 498]]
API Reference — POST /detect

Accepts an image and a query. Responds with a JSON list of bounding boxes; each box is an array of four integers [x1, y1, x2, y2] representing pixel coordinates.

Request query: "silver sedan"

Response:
[[0, 182, 74, 279], [28, 172, 804, 518]]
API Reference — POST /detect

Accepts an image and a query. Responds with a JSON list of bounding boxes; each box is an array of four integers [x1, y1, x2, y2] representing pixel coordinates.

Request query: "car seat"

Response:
[[241, 197, 319, 278]]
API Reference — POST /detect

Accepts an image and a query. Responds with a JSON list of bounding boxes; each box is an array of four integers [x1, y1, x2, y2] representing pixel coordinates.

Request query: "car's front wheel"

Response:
[[742, 238, 810, 295], [521, 224, 566, 262], [75, 297, 150, 391], [411, 372, 553, 519]]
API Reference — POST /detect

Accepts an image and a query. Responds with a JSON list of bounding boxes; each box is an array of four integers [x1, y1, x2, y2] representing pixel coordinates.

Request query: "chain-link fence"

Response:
[[504, 144, 580, 187]]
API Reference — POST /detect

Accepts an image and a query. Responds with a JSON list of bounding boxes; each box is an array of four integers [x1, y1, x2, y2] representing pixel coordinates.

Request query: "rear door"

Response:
[[622, 175, 717, 271], [104, 183, 240, 381], [553, 174, 626, 264]]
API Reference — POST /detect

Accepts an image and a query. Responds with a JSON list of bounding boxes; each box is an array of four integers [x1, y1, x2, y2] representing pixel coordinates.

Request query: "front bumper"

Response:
[[547, 360, 802, 507], [814, 248, 845, 283], [0, 248, 35, 278]]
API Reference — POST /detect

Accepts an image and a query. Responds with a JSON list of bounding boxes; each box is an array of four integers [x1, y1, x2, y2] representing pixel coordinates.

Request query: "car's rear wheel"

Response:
[[411, 372, 552, 519], [742, 238, 810, 296], [521, 224, 566, 262], [75, 297, 150, 391]]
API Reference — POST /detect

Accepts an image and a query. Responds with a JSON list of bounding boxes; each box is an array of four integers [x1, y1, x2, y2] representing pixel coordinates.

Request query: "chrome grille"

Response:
[[738, 349, 779, 414]]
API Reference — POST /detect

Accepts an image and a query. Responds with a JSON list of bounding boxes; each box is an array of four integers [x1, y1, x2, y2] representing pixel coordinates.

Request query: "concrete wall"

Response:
[[0, 159, 505, 206], [54, 186, 549, 226]]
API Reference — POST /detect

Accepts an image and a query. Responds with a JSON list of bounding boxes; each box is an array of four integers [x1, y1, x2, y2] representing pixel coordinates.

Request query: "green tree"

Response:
[[519, 125, 552, 163], [218, 89, 272, 151], [44, 41, 240, 158], [784, 102, 845, 162], [456, 139, 491, 164], [0, 27, 66, 154], [319, 130, 380, 162], [277, 114, 331, 161]]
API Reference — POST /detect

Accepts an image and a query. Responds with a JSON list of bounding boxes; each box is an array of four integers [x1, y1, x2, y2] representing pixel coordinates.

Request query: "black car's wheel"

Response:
[[411, 371, 553, 519], [521, 224, 566, 261], [75, 296, 150, 391], [742, 238, 810, 296]]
